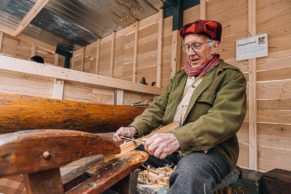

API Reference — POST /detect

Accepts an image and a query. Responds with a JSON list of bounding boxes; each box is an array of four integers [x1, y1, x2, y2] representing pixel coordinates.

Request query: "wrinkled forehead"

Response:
[[184, 34, 208, 44]]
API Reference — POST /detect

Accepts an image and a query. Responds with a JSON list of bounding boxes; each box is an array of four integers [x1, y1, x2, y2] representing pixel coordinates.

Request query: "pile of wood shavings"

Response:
[[137, 165, 174, 193]]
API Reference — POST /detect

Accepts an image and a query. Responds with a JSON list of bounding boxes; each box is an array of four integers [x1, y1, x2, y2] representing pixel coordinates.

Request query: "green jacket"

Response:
[[130, 60, 247, 167]]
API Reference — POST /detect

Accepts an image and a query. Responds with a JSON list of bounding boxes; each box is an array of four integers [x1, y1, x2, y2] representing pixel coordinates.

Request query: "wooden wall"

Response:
[[0, 32, 64, 67], [72, 0, 291, 172]]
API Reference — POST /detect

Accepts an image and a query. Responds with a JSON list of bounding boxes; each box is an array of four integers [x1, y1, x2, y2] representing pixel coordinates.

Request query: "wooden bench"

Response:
[[0, 129, 148, 194]]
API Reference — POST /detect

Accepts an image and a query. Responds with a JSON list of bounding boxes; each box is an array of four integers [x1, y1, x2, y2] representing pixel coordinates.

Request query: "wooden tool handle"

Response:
[[104, 122, 178, 162]]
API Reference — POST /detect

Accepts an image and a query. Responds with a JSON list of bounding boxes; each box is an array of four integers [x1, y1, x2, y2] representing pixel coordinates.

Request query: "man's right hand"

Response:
[[113, 126, 137, 144]]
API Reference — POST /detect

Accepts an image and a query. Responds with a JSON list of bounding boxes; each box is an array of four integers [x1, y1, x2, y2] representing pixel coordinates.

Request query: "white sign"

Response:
[[236, 33, 268, 61]]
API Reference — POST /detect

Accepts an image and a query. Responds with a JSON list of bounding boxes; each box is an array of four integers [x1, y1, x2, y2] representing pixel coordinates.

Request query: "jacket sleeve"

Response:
[[129, 78, 174, 137], [173, 71, 247, 153]]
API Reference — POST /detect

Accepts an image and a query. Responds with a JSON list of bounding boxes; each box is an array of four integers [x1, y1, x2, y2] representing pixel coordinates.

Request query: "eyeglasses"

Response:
[[182, 41, 213, 53]]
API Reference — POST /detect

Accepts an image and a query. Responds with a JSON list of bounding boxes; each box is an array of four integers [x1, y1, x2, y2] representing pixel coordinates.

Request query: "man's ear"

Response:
[[211, 41, 220, 54]]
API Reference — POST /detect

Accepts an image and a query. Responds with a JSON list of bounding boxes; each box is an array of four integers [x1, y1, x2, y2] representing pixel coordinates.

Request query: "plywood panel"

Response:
[[83, 42, 97, 73], [257, 0, 291, 53], [63, 81, 114, 104], [257, 80, 291, 100], [258, 146, 291, 171], [238, 143, 249, 168], [99, 39, 111, 76], [0, 69, 53, 98]]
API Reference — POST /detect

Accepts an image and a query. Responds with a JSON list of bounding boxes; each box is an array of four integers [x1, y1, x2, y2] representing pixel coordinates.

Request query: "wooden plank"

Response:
[[0, 92, 145, 133], [133, 22, 139, 83], [156, 10, 163, 87], [0, 55, 162, 95], [170, 30, 181, 77], [0, 129, 120, 176], [68, 150, 148, 194], [110, 32, 116, 77], [95, 39, 100, 74], [52, 79, 64, 99], [261, 169, 291, 194], [24, 168, 64, 194], [248, 0, 257, 171], [115, 89, 124, 105], [0, 32, 3, 53], [257, 79, 291, 100], [14, 0, 50, 36], [200, 0, 206, 19], [17, 34, 56, 53]]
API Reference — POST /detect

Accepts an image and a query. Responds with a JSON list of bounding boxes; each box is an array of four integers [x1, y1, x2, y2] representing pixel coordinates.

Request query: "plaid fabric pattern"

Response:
[[183, 54, 220, 77], [0, 175, 26, 194], [180, 20, 222, 42]]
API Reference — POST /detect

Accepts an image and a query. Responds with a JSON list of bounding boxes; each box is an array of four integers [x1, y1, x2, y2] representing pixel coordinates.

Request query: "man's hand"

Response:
[[113, 126, 137, 144], [144, 133, 180, 160]]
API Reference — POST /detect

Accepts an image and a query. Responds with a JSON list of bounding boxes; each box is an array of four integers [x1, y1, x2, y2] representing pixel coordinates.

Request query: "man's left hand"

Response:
[[144, 133, 180, 160]]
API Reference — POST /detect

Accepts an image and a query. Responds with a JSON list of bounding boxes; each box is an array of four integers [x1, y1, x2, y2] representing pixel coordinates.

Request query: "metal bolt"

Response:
[[42, 151, 51, 160]]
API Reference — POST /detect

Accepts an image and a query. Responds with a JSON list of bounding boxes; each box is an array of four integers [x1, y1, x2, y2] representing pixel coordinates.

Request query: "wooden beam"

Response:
[[200, 0, 206, 20], [133, 22, 139, 83], [0, 55, 162, 95], [14, 0, 49, 36], [170, 30, 181, 77], [110, 32, 116, 77], [95, 39, 100, 74], [0, 32, 3, 53], [52, 79, 64, 99], [156, 10, 163, 88], [248, 0, 257, 170]]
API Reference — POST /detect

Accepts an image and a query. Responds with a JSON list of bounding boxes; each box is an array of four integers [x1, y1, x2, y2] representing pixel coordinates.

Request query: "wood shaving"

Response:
[[137, 165, 174, 193]]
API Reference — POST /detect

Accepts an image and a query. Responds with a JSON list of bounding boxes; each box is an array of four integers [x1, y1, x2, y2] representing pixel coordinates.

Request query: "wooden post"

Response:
[[110, 31, 116, 77], [170, 30, 181, 77], [95, 39, 100, 74], [54, 54, 59, 66], [156, 10, 163, 88], [200, 0, 206, 19], [248, 0, 257, 170], [115, 89, 124, 105], [0, 31, 3, 53], [81, 47, 85, 72], [52, 79, 64, 99], [133, 21, 139, 83]]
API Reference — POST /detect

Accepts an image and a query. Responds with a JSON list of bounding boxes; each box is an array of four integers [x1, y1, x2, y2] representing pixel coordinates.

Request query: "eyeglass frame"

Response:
[[182, 39, 216, 53]]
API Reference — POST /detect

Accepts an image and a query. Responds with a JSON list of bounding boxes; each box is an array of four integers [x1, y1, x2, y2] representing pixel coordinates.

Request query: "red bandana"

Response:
[[183, 54, 220, 77]]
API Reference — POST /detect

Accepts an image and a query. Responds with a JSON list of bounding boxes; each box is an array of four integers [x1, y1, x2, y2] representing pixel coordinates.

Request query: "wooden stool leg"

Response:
[[111, 169, 139, 194], [24, 168, 64, 194]]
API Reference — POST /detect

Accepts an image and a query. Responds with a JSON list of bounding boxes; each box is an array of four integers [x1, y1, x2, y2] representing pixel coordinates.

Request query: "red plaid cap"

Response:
[[180, 20, 222, 42]]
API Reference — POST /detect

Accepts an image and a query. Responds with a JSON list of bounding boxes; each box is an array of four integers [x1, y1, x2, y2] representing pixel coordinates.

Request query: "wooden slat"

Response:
[[0, 32, 3, 52], [52, 79, 64, 99], [81, 47, 85, 72], [133, 22, 139, 83], [110, 32, 116, 77], [257, 79, 291, 100], [156, 10, 163, 87], [54, 54, 59, 66], [0, 55, 162, 95], [31, 44, 36, 57], [248, 0, 257, 171], [200, 0, 206, 19], [14, 0, 49, 36], [95, 39, 100, 74], [170, 30, 181, 77]]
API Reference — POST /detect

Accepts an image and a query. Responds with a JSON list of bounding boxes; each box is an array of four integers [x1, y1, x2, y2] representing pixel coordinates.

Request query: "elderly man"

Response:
[[113, 20, 246, 194]]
